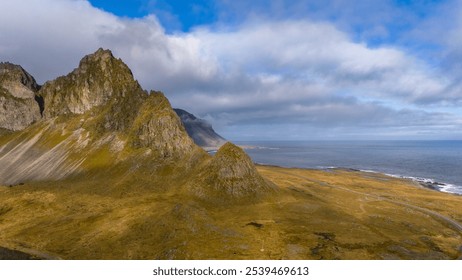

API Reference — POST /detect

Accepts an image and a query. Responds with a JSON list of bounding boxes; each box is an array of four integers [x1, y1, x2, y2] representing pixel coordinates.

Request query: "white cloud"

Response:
[[0, 0, 117, 79], [1, 0, 461, 140], [192, 20, 451, 104]]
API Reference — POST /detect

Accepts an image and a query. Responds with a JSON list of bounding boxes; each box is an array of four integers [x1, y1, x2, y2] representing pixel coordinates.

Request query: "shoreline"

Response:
[[255, 163, 462, 196], [359, 169, 462, 196], [241, 141, 462, 196]]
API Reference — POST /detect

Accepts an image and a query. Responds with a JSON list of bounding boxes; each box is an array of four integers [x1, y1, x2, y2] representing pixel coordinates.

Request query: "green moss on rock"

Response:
[[39, 48, 145, 120], [129, 91, 199, 159]]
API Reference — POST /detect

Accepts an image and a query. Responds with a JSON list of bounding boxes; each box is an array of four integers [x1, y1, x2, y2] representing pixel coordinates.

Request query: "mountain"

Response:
[[0, 48, 272, 195], [1, 49, 461, 260], [0, 62, 41, 132], [174, 108, 226, 150], [0, 50, 182, 184]]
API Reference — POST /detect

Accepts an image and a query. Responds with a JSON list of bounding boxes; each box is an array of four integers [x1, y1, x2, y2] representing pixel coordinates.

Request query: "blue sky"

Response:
[[90, 0, 217, 31], [1, 0, 462, 140], [88, 0, 445, 43]]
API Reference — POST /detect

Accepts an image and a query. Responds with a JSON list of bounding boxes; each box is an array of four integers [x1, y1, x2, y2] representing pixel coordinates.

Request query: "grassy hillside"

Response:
[[0, 165, 461, 260]]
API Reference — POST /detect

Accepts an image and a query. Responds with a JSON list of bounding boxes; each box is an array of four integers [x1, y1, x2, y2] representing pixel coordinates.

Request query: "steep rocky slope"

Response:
[[131, 93, 197, 159], [174, 108, 226, 150], [39, 48, 146, 132], [0, 62, 41, 131]]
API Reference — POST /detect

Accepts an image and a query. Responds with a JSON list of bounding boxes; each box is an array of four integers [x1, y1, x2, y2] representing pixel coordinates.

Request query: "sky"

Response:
[[1, 0, 462, 140]]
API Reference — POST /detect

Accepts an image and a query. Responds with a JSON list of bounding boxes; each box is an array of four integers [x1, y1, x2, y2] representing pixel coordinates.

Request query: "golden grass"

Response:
[[0, 165, 461, 260]]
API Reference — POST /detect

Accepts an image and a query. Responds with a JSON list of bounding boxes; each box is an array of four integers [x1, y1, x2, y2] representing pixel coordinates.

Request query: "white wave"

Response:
[[357, 169, 462, 195]]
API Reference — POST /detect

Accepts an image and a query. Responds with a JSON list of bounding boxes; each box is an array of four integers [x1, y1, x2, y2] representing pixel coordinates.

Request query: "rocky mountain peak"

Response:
[[76, 48, 123, 75], [0, 62, 41, 131], [40, 48, 144, 120], [0, 62, 40, 96], [84, 47, 113, 61]]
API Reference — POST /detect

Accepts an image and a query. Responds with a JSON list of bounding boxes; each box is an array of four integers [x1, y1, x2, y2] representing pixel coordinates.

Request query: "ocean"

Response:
[[234, 140, 462, 195]]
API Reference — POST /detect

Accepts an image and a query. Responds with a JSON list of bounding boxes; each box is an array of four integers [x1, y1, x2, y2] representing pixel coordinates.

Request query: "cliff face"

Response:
[[39, 48, 147, 132], [174, 108, 226, 150], [131, 92, 197, 158], [0, 63, 41, 131]]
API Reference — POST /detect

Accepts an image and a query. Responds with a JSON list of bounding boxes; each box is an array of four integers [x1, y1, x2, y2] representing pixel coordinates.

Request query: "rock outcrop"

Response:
[[0, 62, 41, 131], [39, 48, 146, 130], [130, 92, 197, 158], [193, 142, 275, 203], [174, 108, 226, 150]]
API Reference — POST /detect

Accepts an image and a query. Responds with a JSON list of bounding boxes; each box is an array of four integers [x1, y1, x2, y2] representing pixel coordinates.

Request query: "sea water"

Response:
[[234, 140, 462, 195]]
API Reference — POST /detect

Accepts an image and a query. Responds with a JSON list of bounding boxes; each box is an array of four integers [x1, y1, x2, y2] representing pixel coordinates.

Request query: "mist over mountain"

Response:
[[174, 108, 226, 150]]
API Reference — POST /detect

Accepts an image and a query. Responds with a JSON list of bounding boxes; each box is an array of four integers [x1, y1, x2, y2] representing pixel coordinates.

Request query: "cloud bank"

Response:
[[1, 0, 461, 140]]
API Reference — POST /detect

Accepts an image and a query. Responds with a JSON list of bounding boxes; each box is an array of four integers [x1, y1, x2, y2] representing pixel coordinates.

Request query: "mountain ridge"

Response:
[[0, 48, 273, 201]]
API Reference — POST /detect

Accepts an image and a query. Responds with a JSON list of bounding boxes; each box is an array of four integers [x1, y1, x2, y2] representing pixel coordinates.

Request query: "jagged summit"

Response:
[[0, 62, 41, 131], [75, 48, 133, 79], [0, 49, 204, 184], [0, 48, 270, 206], [39, 48, 145, 120], [79, 48, 115, 66]]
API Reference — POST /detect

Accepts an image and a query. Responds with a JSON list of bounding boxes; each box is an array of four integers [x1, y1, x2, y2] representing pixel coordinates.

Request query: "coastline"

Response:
[[239, 141, 462, 196], [255, 162, 462, 196], [358, 169, 462, 195]]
